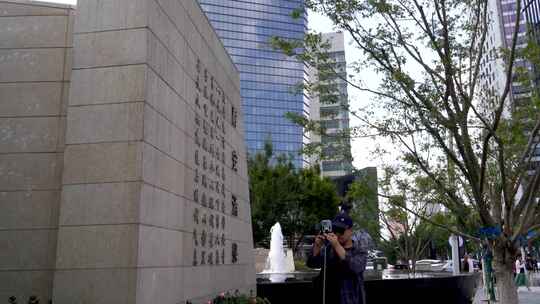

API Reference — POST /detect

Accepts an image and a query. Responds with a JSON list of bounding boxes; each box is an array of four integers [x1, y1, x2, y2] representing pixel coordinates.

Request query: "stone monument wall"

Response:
[[0, 1, 74, 301], [0, 1, 255, 303]]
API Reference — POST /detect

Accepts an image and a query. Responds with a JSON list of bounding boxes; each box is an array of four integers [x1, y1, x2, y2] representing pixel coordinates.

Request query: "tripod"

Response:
[[322, 242, 329, 304]]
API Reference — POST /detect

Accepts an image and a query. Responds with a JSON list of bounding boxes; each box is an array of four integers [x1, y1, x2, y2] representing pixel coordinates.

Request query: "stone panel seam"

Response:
[[68, 100, 146, 108], [0, 46, 73, 50], [0, 115, 66, 119], [0, 227, 58, 231], [72, 62, 147, 71], [74, 26, 149, 35], [55, 221, 251, 243], [0, 80, 69, 84]]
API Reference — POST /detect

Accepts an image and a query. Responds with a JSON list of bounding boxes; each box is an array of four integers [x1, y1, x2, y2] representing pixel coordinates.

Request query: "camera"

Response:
[[320, 220, 332, 234]]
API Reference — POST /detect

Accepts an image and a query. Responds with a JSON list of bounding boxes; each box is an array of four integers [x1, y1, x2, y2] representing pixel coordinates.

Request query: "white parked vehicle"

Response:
[[415, 259, 445, 271]]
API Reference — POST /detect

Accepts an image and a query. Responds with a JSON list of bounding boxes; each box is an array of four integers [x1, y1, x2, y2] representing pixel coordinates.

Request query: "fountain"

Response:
[[260, 223, 295, 282]]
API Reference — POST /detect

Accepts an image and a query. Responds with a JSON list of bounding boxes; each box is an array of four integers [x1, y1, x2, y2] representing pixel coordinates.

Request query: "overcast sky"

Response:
[[36, 0, 391, 170]]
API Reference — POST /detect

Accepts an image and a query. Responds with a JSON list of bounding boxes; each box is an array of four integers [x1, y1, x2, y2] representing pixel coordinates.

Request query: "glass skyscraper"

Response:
[[198, 0, 309, 168]]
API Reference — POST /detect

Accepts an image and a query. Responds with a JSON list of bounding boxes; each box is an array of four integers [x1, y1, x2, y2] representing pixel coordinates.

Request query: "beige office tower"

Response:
[[0, 1, 255, 303], [309, 32, 352, 177]]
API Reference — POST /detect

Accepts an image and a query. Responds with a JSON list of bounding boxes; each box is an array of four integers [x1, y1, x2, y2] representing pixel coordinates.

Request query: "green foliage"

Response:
[[189, 291, 270, 304], [346, 169, 381, 243], [249, 142, 340, 249]]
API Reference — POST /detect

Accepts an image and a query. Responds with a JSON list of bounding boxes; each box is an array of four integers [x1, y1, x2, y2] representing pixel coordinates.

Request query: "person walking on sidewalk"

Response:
[[515, 255, 531, 291]]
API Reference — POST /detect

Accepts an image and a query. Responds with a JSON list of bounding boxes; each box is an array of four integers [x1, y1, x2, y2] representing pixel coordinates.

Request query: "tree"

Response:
[[248, 141, 339, 250], [272, 1, 540, 302]]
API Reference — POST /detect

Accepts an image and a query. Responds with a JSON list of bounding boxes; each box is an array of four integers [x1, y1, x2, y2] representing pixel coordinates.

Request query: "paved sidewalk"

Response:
[[474, 287, 540, 304]]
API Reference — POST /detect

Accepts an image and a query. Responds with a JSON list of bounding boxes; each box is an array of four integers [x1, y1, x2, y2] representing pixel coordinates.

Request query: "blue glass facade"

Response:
[[198, 0, 308, 168]]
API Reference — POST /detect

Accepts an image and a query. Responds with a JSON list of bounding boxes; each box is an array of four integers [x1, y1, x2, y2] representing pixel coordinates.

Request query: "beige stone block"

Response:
[[0, 2, 69, 17], [60, 182, 141, 226], [0, 190, 60, 229], [0, 229, 57, 270], [0, 83, 63, 117], [73, 28, 147, 69], [137, 225, 183, 267], [0, 270, 53, 303], [0, 117, 61, 153], [53, 269, 137, 304], [139, 184, 184, 230], [74, 0, 147, 33], [0, 49, 65, 82], [0, 16, 69, 48], [136, 267, 184, 304], [0, 153, 63, 191], [141, 143, 184, 196], [182, 266, 211, 300], [55, 225, 138, 268], [146, 69, 190, 134], [62, 142, 142, 184], [69, 65, 146, 106], [66, 102, 144, 144], [147, 31, 187, 99]]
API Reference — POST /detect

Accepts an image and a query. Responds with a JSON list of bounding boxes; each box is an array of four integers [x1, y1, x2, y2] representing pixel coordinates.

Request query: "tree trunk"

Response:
[[493, 246, 519, 304]]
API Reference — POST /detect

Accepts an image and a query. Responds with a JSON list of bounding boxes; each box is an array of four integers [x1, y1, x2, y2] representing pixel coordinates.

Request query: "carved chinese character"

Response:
[[193, 229, 198, 246], [201, 230, 207, 247], [231, 106, 238, 128], [221, 216, 226, 230], [221, 248, 225, 265], [194, 168, 199, 184], [193, 189, 199, 203], [195, 150, 199, 166], [215, 249, 220, 265], [232, 243, 238, 264], [231, 195, 238, 217], [193, 208, 199, 224], [221, 200, 225, 213], [208, 251, 213, 265], [231, 151, 238, 172], [201, 250, 206, 265], [193, 249, 198, 266], [221, 233, 225, 246], [195, 129, 200, 147], [209, 231, 214, 248], [202, 174, 207, 188], [195, 95, 200, 108], [202, 192, 207, 207], [203, 155, 207, 170], [209, 214, 214, 228]]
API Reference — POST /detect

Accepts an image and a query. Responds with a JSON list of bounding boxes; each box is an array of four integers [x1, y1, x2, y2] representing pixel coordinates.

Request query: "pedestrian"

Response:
[[463, 254, 474, 273], [515, 255, 531, 291], [307, 213, 370, 304]]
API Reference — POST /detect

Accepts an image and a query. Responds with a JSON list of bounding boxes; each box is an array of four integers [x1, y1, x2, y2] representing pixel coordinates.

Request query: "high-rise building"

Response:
[[198, 0, 309, 168], [483, 0, 540, 172], [309, 32, 352, 177]]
